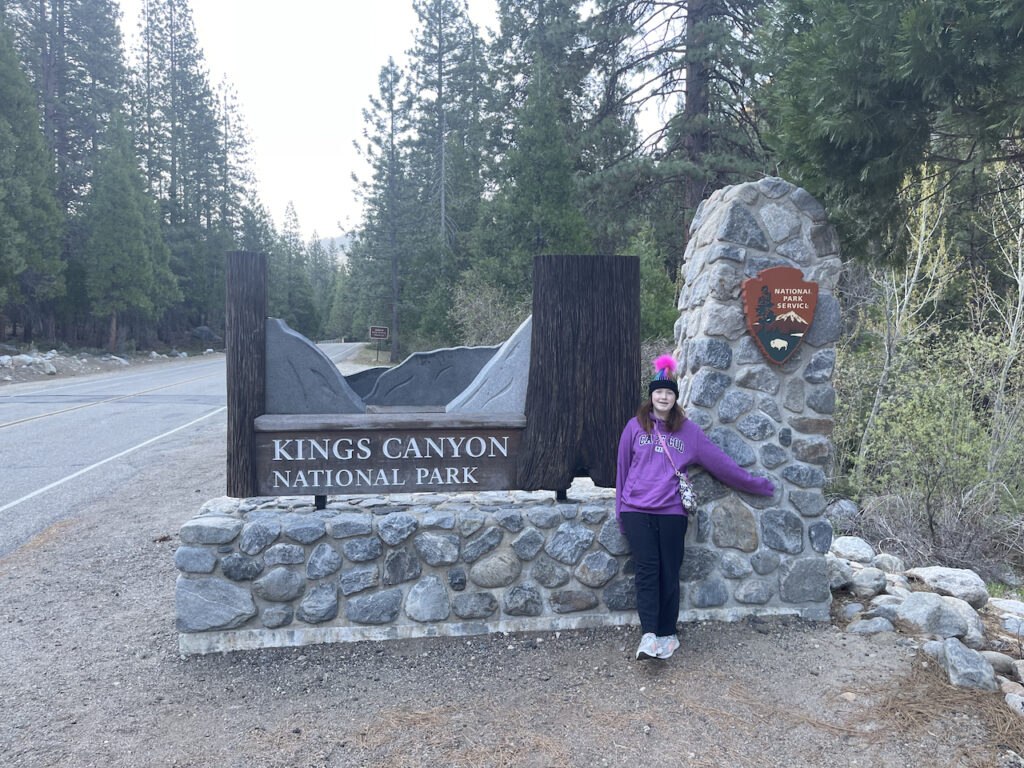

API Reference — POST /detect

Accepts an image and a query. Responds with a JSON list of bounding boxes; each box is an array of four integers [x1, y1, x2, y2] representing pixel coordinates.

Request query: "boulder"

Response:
[[846, 617, 894, 635], [1000, 679, 1024, 696], [871, 553, 905, 573], [864, 595, 903, 623], [851, 567, 887, 599], [940, 596, 986, 650], [825, 553, 853, 591], [906, 566, 989, 609], [981, 651, 1019, 677], [830, 536, 874, 563], [936, 638, 998, 691], [892, 592, 968, 639], [989, 597, 1024, 617]]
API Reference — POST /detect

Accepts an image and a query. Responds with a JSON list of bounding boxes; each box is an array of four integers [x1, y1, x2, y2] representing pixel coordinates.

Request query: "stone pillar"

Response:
[[673, 177, 841, 621]]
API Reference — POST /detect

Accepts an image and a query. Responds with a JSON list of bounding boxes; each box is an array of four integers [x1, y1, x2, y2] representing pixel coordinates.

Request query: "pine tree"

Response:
[[350, 59, 415, 361], [273, 203, 319, 339], [3, 0, 128, 213], [470, 54, 593, 298], [610, 0, 771, 271], [306, 233, 338, 336], [762, 0, 1024, 259], [81, 113, 179, 351], [325, 261, 353, 341], [0, 23, 63, 320], [130, 0, 246, 334], [406, 0, 486, 249], [394, 0, 492, 344]]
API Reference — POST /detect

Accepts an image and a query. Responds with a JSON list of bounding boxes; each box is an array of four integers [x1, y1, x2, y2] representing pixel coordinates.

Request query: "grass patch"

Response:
[[987, 582, 1024, 601], [350, 343, 397, 367]]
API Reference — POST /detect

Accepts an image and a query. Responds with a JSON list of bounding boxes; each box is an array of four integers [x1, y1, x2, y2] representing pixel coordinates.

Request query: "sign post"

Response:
[[369, 325, 389, 362]]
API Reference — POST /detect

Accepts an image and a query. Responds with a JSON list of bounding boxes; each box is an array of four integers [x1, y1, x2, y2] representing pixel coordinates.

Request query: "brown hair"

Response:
[[637, 398, 686, 433]]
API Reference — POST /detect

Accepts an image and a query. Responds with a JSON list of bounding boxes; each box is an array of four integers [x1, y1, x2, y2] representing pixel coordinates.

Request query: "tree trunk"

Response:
[[678, 0, 712, 279], [108, 311, 117, 353]]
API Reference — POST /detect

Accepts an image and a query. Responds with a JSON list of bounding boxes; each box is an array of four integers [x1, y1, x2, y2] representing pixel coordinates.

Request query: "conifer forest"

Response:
[[2, 0, 1024, 571]]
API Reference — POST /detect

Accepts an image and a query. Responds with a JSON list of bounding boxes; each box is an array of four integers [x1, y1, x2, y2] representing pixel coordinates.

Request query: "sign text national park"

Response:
[[253, 416, 523, 495]]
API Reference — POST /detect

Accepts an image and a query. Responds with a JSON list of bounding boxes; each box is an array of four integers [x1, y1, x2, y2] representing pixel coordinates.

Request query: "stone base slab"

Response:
[[178, 604, 821, 656]]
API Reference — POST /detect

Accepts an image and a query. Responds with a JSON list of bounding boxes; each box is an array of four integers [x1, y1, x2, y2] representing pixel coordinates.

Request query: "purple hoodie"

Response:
[[615, 415, 775, 531]]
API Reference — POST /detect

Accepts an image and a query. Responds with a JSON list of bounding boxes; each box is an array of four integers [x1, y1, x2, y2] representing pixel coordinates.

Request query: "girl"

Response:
[[616, 355, 775, 659]]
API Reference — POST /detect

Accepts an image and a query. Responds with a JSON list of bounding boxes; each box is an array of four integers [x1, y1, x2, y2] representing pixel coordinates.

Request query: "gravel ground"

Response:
[[1, 387, 1020, 767]]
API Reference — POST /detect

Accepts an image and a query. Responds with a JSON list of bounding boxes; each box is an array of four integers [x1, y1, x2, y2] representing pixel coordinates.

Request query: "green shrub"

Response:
[[843, 329, 1024, 577]]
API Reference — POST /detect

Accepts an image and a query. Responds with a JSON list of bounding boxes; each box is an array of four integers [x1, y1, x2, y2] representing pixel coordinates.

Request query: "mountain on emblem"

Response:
[[741, 266, 818, 365]]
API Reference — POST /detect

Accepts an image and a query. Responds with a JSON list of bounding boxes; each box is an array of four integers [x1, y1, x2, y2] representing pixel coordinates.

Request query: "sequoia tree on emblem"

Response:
[[741, 266, 818, 365]]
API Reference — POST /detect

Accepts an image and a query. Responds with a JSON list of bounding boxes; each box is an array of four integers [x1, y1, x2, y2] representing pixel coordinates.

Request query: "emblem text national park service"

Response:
[[741, 266, 817, 365]]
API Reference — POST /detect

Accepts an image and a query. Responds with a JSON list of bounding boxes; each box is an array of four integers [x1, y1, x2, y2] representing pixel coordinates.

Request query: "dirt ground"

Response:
[[2, 369, 1023, 768]]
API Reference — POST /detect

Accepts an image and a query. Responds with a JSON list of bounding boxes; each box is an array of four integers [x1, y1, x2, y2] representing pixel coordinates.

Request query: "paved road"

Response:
[[0, 342, 361, 558]]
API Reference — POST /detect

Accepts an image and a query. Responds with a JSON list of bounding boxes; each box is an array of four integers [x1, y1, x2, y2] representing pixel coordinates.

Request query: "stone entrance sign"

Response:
[[175, 180, 839, 654]]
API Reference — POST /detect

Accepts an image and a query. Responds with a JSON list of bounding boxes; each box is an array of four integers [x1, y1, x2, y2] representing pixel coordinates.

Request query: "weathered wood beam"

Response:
[[225, 251, 267, 497], [517, 254, 640, 490]]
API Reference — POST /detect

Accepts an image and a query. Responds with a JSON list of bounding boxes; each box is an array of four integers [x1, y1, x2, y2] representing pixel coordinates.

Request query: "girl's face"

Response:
[[651, 388, 676, 416]]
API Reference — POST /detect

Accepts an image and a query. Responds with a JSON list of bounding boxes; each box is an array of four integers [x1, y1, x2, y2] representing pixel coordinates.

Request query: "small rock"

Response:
[[846, 617, 894, 635], [982, 651, 1019, 677], [851, 567, 887, 599], [871, 553, 905, 573], [921, 640, 945, 659], [937, 638, 998, 691], [841, 603, 863, 621], [825, 553, 853, 591], [1000, 679, 1024, 696], [1005, 693, 1024, 719], [830, 536, 875, 563]]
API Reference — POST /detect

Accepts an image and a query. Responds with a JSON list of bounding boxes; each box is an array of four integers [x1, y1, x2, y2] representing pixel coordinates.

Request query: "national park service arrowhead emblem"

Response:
[[741, 266, 817, 365]]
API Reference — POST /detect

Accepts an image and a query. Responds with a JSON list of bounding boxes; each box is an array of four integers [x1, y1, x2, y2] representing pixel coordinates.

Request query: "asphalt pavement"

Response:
[[0, 342, 360, 558]]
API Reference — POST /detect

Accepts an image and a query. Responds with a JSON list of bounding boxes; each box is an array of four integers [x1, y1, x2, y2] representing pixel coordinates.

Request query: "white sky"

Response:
[[119, 0, 499, 243]]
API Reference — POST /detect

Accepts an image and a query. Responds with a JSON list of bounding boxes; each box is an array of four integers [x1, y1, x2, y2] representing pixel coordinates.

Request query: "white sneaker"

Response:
[[655, 634, 679, 659], [636, 632, 658, 660]]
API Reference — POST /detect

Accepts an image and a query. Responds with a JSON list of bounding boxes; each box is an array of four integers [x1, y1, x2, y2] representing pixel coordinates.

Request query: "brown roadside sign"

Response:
[[741, 266, 817, 365]]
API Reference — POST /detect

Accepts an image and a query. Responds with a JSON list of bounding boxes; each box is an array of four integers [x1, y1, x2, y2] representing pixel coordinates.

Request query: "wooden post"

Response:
[[517, 254, 640, 490], [226, 251, 267, 497]]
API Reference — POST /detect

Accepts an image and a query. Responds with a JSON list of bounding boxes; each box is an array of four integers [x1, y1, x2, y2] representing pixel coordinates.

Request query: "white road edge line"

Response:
[[0, 406, 226, 514]]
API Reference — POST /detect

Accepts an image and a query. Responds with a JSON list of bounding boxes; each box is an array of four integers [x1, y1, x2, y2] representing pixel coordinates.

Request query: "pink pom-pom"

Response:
[[652, 354, 677, 375]]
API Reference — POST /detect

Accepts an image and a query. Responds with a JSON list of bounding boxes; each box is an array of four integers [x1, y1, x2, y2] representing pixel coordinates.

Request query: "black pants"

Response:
[[621, 511, 688, 636]]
